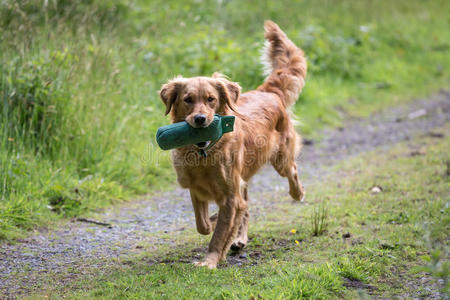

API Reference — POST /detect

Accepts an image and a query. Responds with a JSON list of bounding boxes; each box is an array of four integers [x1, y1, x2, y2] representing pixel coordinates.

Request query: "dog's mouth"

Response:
[[186, 118, 213, 129], [195, 141, 211, 149], [189, 123, 212, 129]]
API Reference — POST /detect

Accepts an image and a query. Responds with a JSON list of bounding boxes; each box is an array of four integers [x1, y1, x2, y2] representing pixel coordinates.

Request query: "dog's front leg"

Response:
[[195, 195, 247, 269], [190, 190, 214, 235]]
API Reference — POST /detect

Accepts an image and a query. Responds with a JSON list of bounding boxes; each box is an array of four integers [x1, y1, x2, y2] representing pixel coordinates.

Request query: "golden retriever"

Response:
[[159, 21, 307, 268]]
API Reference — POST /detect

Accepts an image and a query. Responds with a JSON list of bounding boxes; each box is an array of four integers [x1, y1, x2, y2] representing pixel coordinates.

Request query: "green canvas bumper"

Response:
[[156, 114, 235, 150]]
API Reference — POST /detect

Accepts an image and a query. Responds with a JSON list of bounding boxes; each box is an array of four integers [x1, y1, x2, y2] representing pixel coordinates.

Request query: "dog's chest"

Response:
[[176, 162, 230, 197]]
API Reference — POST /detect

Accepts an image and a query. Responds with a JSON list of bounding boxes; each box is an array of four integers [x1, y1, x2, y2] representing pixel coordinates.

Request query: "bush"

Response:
[[298, 24, 376, 79], [1, 49, 74, 155], [0, 0, 128, 35]]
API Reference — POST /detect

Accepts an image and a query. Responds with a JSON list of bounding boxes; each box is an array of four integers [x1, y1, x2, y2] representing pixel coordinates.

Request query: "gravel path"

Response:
[[0, 91, 449, 298]]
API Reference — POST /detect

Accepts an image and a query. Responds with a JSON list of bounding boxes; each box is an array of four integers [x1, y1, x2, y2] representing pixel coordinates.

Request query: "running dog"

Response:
[[159, 21, 307, 268]]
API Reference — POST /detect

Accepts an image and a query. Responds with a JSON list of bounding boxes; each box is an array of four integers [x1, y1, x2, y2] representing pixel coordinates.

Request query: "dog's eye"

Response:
[[184, 97, 193, 104], [207, 97, 215, 102]]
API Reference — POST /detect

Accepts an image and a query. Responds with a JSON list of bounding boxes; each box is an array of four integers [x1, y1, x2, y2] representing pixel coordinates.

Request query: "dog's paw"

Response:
[[230, 241, 246, 252], [193, 260, 217, 269], [194, 252, 219, 269], [297, 192, 305, 202], [290, 191, 303, 202], [300, 194, 305, 202], [290, 186, 306, 202]]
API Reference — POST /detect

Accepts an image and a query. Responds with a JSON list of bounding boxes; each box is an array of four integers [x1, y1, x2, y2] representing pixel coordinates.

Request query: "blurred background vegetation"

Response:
[[1, 0, 449, 239]]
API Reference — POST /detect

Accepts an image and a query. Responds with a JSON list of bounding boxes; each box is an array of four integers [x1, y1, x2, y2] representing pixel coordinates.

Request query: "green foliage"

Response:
[[1, 49, 74, 155], [286, 264, 343, 299], [0, 0, 128, 37], [298, 24, 372, 79], [338, 256, 372, 282]]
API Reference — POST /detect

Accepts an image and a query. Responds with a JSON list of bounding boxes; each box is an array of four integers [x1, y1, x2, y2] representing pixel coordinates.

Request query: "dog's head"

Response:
[[159, 73, 241, 128]]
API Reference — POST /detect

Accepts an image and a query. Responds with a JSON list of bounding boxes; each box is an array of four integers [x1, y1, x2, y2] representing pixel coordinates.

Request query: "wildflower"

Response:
[[290, 229, 296, 234], [295, 240, 300, 245]]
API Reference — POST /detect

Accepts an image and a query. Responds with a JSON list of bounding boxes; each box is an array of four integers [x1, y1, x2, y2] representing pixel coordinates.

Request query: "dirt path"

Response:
[[1, 91, 449, 298]]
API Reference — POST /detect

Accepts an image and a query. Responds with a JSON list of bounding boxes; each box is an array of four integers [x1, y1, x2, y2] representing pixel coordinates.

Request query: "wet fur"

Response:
[[159, 21, 307, 268]]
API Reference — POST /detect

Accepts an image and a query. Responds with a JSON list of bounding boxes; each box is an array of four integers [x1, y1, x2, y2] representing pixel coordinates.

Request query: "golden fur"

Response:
[[159, 21, 307, 268]]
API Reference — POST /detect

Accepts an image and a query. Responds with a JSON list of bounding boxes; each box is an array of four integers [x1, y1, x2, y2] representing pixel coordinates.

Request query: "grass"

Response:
[[24, 124, 449, 299], [310, 202, 328, 236], [1, 0, 450, 239]]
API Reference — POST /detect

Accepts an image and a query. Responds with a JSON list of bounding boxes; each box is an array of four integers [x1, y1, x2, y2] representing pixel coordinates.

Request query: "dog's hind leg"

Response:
[[209, 212, 218, 231], [287, 163, 305, 201], [271, 133, 305, 202], [272, 157, 305, 201], [231, 186, 249, 252], [231, 210, 249, 251]]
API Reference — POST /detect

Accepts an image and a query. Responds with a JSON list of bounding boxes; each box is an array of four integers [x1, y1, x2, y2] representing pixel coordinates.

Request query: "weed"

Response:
[[310, 202, 328, 236]]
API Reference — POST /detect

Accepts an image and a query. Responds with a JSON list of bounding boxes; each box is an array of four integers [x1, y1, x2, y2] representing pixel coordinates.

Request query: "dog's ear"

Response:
[[159, 78, 184, 115], [213, 77, 241, 114]]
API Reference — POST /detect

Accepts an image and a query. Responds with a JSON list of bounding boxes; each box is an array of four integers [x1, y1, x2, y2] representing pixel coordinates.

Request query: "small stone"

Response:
[[408, 109, 427, 119], [370, 186, 383, 194], [302, 138, 314, 145], [427, 132, 444, 138], [381, 243, 395, 250], [409, 149, 426, 156]]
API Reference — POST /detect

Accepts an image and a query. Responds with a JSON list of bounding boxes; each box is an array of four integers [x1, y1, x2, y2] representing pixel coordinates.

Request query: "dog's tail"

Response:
[[258, 21, 307, 107]]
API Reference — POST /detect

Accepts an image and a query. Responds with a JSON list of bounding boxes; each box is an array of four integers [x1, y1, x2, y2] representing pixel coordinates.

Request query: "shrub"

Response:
[[0, 49, 75, 155], [0, 0, 128, 35], [298, 24, 376, 79]]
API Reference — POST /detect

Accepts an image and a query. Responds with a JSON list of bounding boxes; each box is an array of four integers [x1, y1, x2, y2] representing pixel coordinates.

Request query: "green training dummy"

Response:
[[156, 115, 235, 155]]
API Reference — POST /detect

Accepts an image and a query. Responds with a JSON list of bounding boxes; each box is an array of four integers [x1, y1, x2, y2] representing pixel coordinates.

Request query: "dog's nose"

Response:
[[194, 114, 207, 126]]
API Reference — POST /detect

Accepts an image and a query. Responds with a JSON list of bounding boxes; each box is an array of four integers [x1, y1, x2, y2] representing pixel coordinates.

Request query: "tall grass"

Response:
[[310, 202, 328, 237], [1, 0, 449, 239]]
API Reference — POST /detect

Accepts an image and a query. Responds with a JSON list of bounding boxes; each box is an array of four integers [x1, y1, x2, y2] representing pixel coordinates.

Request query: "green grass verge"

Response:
[[26, 125, 449, 299], [1, 0, 450, 239]]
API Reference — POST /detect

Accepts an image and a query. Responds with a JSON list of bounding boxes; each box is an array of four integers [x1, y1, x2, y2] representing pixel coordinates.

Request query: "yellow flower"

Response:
[[290, 229, 296, 234], [295, 240, 300, 245]]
